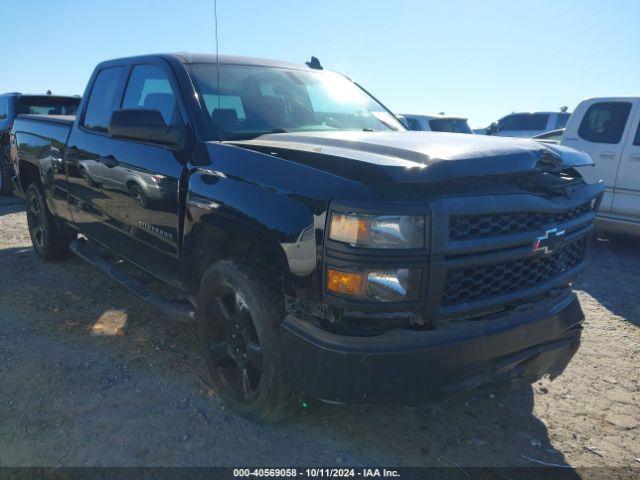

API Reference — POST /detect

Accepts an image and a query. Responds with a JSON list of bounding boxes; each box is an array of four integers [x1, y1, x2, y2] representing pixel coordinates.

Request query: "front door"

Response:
[[66, 61, 185, 286], [92, 62, 185, 285]]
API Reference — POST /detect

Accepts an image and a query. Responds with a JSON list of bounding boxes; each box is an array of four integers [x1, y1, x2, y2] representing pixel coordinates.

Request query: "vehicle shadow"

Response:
[[573, 230, 640, 327], [0, 196, 24, 216], [297, 384, 574, 469], [0, 245, 575, 470]]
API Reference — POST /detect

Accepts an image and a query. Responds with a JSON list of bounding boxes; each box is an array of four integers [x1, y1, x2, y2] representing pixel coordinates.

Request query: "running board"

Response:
[[69, 238, 194, 323]]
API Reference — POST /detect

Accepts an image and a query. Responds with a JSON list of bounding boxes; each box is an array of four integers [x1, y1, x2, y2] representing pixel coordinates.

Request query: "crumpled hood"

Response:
[[228, 130, 593, 183]]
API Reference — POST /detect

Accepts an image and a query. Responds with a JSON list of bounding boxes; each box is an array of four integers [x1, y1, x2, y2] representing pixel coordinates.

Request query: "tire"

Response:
[[196, 258, 300, 423], [128, 183, 149, 208], [25, 183, 76, 260], [0, 153, 13, 196]]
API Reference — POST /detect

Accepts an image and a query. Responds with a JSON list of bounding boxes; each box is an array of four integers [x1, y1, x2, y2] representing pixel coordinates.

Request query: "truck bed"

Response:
[[18, 113, 76, 124], [12, 114, 75, 146]]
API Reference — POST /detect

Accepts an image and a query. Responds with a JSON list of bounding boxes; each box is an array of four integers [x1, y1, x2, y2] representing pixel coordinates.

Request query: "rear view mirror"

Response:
[[108, 109, 184, 147]]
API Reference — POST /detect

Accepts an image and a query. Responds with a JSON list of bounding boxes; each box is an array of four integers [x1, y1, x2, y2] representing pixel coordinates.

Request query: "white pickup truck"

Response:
[[562, 97, 640, 235]]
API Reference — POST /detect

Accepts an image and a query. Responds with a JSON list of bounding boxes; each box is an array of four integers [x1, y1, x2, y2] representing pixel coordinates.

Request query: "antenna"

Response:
[[305, 56, 323, 70], [214, 0, 221, 111]]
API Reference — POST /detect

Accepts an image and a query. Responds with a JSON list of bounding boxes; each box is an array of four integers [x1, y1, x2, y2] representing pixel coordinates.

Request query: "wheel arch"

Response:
[[18, 158, 43, 192], [182, 171, 319, 297]]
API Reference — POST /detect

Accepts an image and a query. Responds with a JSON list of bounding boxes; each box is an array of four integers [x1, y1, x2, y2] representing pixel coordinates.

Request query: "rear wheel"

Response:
[[197, 259, 299, 423], [25, 183, 75, 260]]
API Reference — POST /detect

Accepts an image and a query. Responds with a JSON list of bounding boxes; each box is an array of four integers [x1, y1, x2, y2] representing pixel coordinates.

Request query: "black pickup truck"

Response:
[[10, 53, 604, 422], [0, 92, 80, 195]]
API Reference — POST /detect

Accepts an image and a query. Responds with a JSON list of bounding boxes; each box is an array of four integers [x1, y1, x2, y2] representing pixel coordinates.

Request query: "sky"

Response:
[[1, 0, 638, 128]]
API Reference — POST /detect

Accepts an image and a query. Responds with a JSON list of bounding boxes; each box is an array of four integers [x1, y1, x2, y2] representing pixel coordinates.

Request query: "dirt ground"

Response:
[[0, 195, 639, 471]]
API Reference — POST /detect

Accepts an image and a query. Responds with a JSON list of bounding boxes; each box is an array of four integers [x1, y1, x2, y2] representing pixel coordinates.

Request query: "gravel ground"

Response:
[[0, 195, 639, 470]]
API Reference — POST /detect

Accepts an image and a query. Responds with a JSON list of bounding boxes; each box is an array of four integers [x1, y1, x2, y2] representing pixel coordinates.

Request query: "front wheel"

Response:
[[196, 259, 299, 423], [25, 183, 75, 260]]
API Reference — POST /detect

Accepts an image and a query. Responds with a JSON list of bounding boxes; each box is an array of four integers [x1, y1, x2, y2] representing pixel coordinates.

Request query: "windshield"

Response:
[[18, 96, 80, 115], [428, 118, 472, 134], [189, 64, 405, 140]]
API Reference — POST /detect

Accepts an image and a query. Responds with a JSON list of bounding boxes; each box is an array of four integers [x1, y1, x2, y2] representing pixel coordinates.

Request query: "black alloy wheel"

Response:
[[27, 186, 46, 250], [196, 259, 299, 423], [203, 287, 264, 401], [25, 183, 75, 260]]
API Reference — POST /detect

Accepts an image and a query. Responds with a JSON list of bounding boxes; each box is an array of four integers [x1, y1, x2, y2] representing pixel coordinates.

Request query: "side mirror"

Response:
[[487, 122, 498, 135], [108, 109, 184, 147]]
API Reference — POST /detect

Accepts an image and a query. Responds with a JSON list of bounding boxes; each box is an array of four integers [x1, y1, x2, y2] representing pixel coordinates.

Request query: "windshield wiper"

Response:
[[222, 129, 289, 141]]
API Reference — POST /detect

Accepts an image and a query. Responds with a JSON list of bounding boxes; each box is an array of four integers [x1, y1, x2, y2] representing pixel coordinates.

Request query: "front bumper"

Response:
[[279, 291, 583, 404]]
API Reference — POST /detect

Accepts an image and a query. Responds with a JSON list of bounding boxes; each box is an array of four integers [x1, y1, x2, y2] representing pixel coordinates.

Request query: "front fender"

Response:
[[181, 141, 374, 296], [182, 168, 320, 294]]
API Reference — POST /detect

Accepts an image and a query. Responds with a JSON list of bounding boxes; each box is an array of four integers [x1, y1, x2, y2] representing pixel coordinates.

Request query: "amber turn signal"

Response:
[[326, 268, 366, 298]]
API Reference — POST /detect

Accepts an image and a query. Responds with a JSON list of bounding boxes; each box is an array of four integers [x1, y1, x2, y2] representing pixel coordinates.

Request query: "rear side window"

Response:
[[122, 65, 182, 126], [578, 102, 632, 144], [83, 67, 123, 132]]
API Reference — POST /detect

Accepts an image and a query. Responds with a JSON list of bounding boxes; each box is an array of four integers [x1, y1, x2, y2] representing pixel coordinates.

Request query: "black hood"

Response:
[[228, 131, 593, 184]]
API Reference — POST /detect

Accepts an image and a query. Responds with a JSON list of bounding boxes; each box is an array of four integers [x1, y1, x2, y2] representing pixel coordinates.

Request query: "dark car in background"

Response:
[[0, 92, 80, 195]]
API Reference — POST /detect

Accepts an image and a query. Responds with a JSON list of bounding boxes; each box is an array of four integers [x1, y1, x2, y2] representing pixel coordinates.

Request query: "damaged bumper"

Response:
[[279, 291, 583, 404]]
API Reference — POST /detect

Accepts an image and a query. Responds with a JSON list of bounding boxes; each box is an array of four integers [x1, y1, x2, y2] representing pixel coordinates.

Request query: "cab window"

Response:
[[122, 65, 182, 126], [578, 102, 632, 144], [83, 67, 124, 132], [18, 96, 80, 115], [499, 113, 549, 131]]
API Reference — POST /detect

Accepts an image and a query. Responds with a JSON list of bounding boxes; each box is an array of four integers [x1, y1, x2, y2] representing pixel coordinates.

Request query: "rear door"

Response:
[[564, 100, 636, 212], [612, 103, 640, 218]]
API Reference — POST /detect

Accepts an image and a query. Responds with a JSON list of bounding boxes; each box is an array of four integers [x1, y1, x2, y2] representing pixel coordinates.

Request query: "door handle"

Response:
[[100, 155, 119, 168], [630, 154, 640, 162], [599, 151, 616, 160]]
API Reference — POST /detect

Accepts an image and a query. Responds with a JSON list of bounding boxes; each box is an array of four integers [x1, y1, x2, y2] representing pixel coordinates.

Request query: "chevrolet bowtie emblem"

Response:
[[533, 227, 565, 255]]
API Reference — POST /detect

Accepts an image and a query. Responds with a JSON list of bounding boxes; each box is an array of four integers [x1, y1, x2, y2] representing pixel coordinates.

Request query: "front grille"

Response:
[[442, 237, 587, 306], [449, 201, 592, 241]]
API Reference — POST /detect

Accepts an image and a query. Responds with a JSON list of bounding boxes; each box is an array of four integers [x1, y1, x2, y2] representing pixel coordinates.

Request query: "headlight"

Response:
[[327, 267, 421, 302], [329, 212, 425, 249]]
